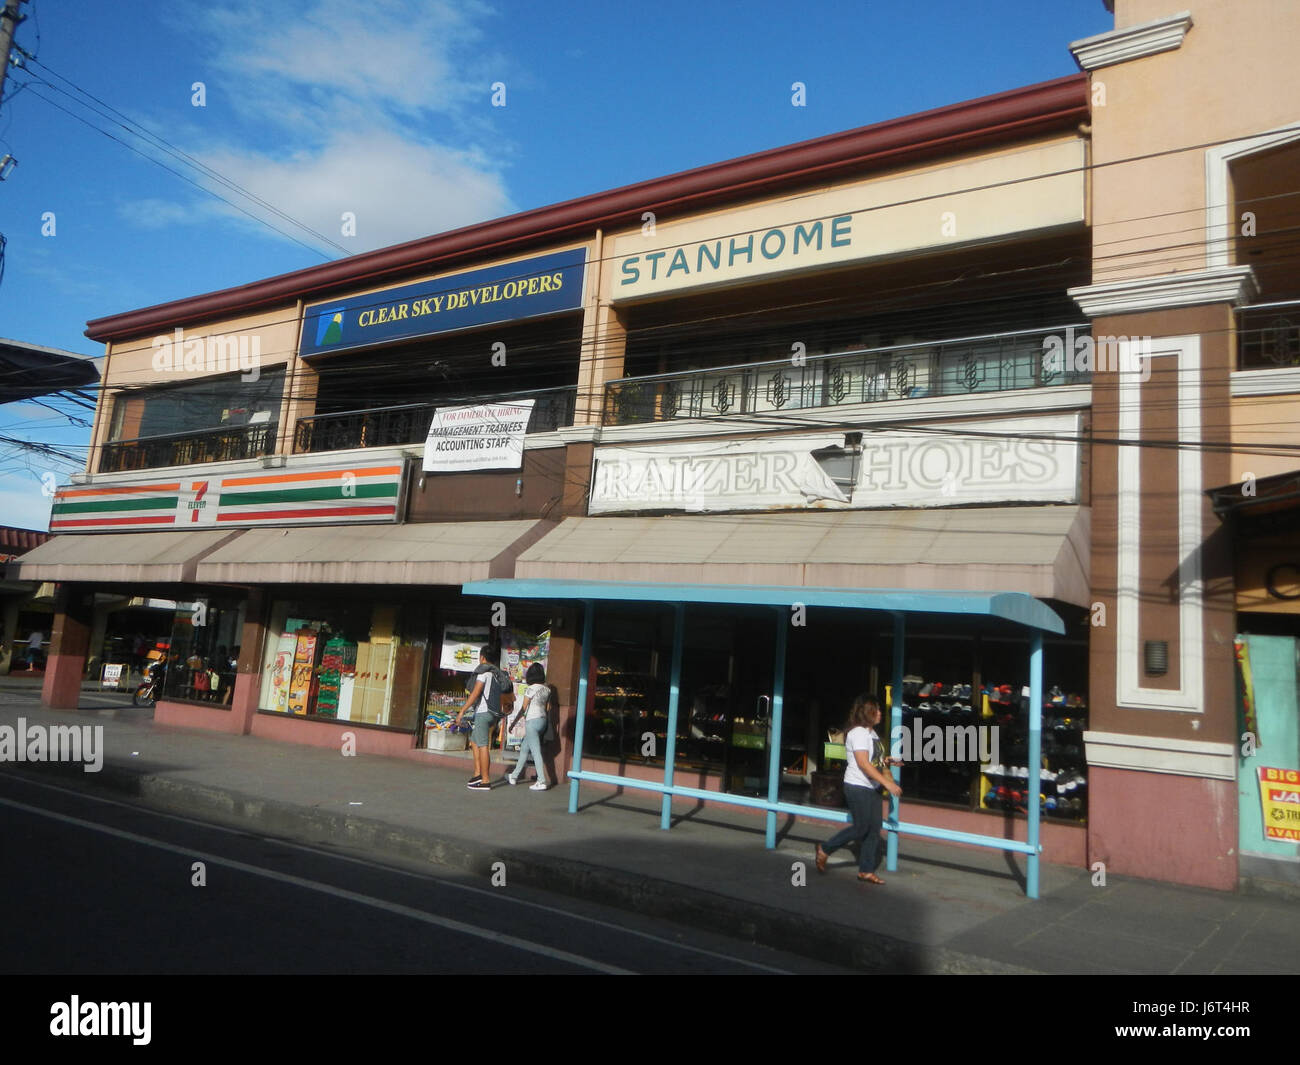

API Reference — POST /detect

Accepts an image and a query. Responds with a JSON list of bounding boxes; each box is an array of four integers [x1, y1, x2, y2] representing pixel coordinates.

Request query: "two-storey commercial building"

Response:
[[13, 0, 1300, 893]]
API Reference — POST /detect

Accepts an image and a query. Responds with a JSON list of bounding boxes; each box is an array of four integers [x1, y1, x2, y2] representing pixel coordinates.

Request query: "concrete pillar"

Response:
[[42, 583, 95, 710], [545, 605, 585, 781], [1, 597, 20, 674], [228, 589, 267, 734]]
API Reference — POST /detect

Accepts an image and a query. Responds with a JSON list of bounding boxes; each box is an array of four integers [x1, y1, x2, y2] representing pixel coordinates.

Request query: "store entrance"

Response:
[[678, 608, 778, 796]]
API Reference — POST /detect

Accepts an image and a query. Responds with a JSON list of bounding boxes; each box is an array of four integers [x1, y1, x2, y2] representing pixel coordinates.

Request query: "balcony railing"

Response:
[[1238, 302, 1300, 370], [99, 421, 277, 474], [602, 325, 1092, 426], [293, 386, 578, 455]]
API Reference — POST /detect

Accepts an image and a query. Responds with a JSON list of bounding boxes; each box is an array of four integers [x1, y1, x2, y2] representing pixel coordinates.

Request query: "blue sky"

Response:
[[0, 0, 1111, 529]]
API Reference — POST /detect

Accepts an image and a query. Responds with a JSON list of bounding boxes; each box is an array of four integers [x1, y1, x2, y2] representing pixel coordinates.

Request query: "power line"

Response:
[[23, 56, 350, 256]]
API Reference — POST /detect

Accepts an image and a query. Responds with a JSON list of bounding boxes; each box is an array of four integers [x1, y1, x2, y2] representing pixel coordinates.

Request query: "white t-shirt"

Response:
[[474, 668, 497, 716], [523, 682, 548, 721], [842, 726, 879, 790]]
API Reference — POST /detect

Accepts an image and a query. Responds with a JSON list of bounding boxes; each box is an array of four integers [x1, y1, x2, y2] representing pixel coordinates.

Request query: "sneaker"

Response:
[[529, 781, 548, 791], [468, 780, 492, 791], [506, 775, 518, 786], [468, 775, 482, 785]]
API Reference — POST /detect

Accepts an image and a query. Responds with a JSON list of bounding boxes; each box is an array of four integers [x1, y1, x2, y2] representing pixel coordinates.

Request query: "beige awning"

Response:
[[514, 506, 1091, 606], [5, 529, 243, 584], [194, 520, 555, 585]]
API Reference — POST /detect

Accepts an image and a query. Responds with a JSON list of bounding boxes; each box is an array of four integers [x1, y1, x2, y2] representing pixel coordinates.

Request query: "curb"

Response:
[[0, 759, 1035, 974]]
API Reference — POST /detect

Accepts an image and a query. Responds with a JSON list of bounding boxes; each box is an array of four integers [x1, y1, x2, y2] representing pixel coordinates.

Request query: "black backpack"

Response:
[[473, 663, 514, 720]]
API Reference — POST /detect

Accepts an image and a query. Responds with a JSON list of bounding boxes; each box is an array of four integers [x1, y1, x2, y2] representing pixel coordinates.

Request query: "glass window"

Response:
[[159, 599, 244, 704], [257, 597, 426, 729], [109, 368, 285, 441]]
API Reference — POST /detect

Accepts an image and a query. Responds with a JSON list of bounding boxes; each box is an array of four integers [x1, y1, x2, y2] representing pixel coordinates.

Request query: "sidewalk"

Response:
[[0, 680, 1295, 974]]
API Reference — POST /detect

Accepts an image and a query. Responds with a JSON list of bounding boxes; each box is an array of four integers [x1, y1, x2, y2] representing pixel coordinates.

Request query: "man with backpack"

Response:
[[455, 645, 514, 790]]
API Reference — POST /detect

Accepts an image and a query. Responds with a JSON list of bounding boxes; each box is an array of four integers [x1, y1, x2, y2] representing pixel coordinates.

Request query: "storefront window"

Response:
[[109, 368, 285, 441], [882, 629, 1090, 823], [425, 622, 552, 749], [257, 597, 427, 729], [160, 598, 244, 704]]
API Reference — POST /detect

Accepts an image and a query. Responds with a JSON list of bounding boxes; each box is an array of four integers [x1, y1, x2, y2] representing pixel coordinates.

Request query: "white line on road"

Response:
[[1, 771, 793, 973], [0, 793, 633, 975]]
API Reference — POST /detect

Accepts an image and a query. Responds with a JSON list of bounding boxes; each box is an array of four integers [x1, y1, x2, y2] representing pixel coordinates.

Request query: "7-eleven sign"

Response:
[[179, 480, 217, 525]]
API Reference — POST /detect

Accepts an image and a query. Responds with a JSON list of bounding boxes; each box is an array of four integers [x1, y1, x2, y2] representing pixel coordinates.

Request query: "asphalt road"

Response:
[[0, 769, 846, 975]]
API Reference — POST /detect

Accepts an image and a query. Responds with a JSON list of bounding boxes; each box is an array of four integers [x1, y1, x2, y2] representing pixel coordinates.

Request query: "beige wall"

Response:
[[605, 135, 1086, 304], [1090, 1, 1300, 283], [1231, 393, 1300, 481], [92, 305, 301, 471]]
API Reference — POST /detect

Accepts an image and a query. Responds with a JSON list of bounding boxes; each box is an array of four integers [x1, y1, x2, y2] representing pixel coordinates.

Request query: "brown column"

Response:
[[575, 303, 626, 426], [544, 605, 585, 782], [228, 589, 268, 734], [41, 583, 95, 710]]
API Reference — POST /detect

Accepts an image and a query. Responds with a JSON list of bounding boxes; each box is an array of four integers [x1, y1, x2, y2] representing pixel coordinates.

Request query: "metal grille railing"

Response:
[[1238, 303, 1300, 370], [99, 421, 278, 473], [602, 325, 1092, 426], [293, 386, 578, 455]]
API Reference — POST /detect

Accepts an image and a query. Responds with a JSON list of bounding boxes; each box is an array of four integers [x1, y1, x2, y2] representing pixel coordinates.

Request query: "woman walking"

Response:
[[507, 663, 551, 791], [816, 695, 902, 885]]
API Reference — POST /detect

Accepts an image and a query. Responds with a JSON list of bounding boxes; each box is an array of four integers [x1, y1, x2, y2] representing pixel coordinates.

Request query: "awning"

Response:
[[5, 529, 242, 584], [506, 505, 1090, 607], [465, 578, 1065, 633], [193, 520, 555, 585]]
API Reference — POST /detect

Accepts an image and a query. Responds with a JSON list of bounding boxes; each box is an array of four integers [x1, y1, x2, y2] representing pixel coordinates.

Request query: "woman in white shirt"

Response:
[[815, 695, 902, 884], [507, 663, 552, 790]]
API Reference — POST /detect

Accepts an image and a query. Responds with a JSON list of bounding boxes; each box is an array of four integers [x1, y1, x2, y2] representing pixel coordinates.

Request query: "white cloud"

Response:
[[155, 0, 516, 253], [202, 130, 512, 252], [118, 199, 200, 229]]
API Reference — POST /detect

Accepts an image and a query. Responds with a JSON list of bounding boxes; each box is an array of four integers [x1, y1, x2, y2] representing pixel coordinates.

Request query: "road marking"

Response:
[[0, 771, 794, 972], [0, 793, 632, 975]]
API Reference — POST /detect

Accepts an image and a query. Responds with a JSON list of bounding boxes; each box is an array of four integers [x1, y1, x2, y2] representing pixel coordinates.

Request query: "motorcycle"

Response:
[[132, 660, 166, 708]]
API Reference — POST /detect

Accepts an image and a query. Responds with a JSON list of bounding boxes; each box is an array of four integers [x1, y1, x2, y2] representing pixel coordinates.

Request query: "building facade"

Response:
[[12, 0, 1300, 892]]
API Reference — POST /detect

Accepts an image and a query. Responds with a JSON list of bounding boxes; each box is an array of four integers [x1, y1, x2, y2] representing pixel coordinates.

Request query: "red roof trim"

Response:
[[86, 74, 1088, 342]]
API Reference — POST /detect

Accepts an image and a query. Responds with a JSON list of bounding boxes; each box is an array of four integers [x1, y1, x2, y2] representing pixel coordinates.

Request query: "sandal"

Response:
[[858, 873, 885, 885], [815, 844, 828, 874]]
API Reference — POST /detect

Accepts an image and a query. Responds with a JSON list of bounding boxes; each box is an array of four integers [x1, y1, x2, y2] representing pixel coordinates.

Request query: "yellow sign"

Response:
[[1258, 766, 1300, 841]]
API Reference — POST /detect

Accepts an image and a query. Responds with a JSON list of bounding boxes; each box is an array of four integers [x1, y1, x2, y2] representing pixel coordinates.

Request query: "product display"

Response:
[[892, 673, 1088, 822], [591, 665, 662, 760]]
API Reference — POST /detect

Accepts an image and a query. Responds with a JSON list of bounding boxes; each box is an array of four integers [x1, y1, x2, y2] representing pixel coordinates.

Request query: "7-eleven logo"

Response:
[[180, 480, 216, 524]]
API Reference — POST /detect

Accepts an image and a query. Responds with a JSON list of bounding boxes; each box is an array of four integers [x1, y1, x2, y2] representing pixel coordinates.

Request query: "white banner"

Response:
[[423, 401, 535, 473], [589, 415, 1079, 514], [590, 434, 850, 514], [440, 625, 491, 672]]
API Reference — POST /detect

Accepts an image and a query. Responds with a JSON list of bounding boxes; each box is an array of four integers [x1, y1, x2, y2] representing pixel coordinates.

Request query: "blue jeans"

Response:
[[510, 717, 548, 785], [823, 783, 883, 874]]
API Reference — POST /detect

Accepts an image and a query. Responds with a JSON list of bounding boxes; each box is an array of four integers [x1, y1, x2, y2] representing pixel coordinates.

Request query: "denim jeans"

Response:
[[823, 783, 883, 874], [510, 717, 549, 785]]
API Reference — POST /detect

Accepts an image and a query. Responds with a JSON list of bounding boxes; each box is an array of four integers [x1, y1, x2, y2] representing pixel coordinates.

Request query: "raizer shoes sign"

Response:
[[589, 414, 1079, 514]]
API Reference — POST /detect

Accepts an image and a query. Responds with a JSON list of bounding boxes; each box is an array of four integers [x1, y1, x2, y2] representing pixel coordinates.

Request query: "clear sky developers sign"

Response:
[[300, 248, 586, 357]]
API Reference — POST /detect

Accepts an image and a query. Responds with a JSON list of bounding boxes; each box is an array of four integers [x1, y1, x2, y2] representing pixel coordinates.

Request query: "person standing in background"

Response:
[[25, 630, 44, 671], [506, 662, 551, 790]]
